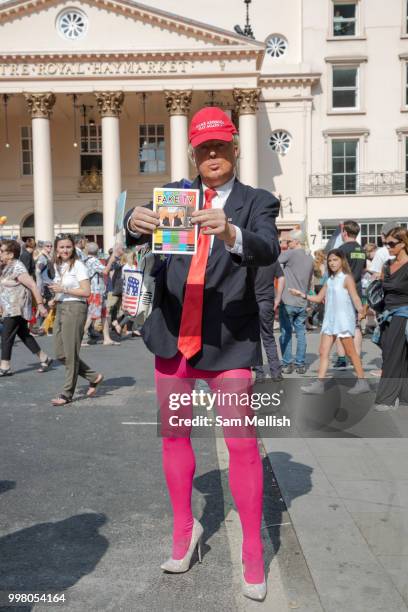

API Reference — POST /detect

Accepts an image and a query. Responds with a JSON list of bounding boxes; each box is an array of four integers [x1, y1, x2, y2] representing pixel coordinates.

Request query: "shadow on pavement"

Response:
[[98, 376, 136, 389], [263, 452, 312, 572], [0, 481, 16, 496], [0, 513, 108, 612], [192, 452, 312, 581]]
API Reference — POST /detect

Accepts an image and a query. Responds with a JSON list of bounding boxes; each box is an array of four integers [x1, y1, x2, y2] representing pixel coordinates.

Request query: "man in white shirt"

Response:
[[370, 220, 399, 276]]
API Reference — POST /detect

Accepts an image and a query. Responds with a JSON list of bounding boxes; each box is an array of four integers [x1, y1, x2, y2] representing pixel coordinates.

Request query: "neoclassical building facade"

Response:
[[0, 0, 407, 249]]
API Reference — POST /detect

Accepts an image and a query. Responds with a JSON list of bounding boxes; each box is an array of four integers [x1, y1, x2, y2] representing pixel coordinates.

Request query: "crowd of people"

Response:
[[254, 218, 408, 411], [0, 233, 145, 402], [1, 103, 407, 604], [0, 219, 406, 411]]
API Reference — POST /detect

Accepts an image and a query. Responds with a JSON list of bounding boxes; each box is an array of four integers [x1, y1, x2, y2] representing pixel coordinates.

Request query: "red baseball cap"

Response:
[[189, 107, 238, 148]]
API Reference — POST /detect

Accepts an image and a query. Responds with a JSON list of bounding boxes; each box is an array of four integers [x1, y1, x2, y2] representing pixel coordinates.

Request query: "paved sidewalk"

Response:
[[261, 331, 408, 612], [0, 335, 320, 612], [1, 330, 407, 611]]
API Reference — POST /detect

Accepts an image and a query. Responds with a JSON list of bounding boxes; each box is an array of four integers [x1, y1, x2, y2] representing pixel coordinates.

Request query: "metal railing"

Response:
[[309, 172, 408, 197]]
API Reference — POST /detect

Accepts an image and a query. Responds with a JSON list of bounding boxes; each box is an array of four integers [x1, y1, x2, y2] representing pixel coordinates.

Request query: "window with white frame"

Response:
[[406, 0, 408, 35], [406, 63, 408, 106], [139, 124, 166, 174], [332, 66, 358, 109], [331, 139, 358, 194], [80, 124, 102, 174], [333, 2, 357, 37], [360, 221, 408, 246], [21, 127, 33, 176], [321, 224, 339, 241], [406, 137, 408, 192]]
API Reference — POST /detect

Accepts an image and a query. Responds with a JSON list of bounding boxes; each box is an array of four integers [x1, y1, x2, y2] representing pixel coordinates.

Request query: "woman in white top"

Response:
[[290, 249, 369, 395], [49, 234, 103, 405]]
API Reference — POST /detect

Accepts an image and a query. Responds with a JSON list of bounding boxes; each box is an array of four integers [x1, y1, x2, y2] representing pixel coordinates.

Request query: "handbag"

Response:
[[122, 245, 155, 321], [366, 279, 385, 313]]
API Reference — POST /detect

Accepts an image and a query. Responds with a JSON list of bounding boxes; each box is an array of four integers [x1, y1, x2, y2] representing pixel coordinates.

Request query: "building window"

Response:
[[80, 124, 102, 174], [406, 137, 408, 191], [406, 0, 408, 35], [139, 124, 166, 174], [21, 127, 33, 176], [321, 224, 338, 241], [332, 139, 358, 194], [333, 2, 357, 37], [57, 8, 88, 40], [406, 63, 408, 106], [360, 221, 408, 246], [266, 35, 288, 58], [269, 130, 292, 155], [332, 66, 358, 108]]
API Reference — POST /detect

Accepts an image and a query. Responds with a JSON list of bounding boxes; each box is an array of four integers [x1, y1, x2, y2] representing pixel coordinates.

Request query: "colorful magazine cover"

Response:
[[152, 187, 199, 255]]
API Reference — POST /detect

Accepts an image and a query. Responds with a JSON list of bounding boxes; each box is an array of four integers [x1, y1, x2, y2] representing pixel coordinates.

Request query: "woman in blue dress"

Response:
[[290, 249, 369, 394]]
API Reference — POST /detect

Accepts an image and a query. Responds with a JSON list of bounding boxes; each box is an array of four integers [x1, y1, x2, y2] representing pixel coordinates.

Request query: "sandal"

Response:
[[38, 357, 53, 373], [0, 368, 13, 377], [86, 374, 104, 397], [51, 394, 71, 406]]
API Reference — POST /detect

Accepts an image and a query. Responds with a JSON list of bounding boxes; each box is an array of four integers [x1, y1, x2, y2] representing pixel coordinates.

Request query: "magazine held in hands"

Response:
[[152, 187, 199, 255]]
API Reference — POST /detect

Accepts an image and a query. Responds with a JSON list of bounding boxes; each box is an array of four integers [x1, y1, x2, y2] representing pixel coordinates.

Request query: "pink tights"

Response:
[[156, 353, 264, 584]]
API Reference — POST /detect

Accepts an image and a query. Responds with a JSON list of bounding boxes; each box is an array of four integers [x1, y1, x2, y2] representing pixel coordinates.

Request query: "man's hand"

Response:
[[274, 298, 281, 312], [129, 207, 160, 234], [191, 209, 236, 247]]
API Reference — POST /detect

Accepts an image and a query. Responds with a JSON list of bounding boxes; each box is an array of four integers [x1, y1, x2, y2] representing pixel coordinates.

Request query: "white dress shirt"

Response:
[[127, 175, 243, 256], [201, 175, 243, 255]]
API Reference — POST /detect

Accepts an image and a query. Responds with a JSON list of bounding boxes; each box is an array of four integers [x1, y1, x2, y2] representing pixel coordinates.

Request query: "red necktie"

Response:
[[177, 188, 217, 360]]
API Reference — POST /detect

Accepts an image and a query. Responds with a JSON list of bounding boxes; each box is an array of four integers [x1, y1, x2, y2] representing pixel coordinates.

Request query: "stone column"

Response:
[[233, 88, 260, 187], [95, 91, 124, 250], [164, 90, 192, 181], [24, 93, 56, 241]]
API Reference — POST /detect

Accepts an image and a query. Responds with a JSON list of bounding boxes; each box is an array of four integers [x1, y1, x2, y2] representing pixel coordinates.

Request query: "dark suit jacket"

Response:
[[125, 176, 280, 370]]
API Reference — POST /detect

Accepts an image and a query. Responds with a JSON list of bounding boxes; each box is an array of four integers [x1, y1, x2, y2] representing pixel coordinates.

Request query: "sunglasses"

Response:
[[385, 240, 401, 248]]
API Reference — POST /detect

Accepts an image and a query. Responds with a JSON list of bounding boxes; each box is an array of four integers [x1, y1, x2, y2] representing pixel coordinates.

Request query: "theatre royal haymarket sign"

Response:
[[0, 60, 192, 78]]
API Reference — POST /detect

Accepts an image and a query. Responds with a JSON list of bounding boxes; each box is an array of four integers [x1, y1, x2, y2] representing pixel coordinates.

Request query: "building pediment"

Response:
[[0, 0, 265, 55], [0, 0, 265, 87]]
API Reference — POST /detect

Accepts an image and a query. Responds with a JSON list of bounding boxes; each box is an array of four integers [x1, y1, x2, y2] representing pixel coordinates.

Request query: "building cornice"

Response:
[[322, 127, 370, 142], [324, 55, 368, 64], [0, 47, 263, 62], [260, 73, 321, 87], [396, 126, 408, 140]]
